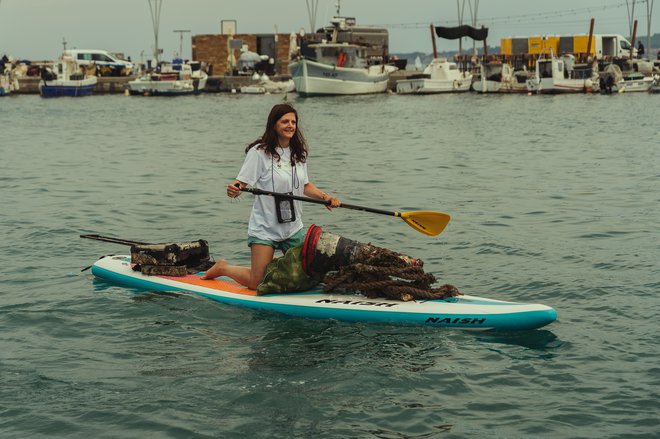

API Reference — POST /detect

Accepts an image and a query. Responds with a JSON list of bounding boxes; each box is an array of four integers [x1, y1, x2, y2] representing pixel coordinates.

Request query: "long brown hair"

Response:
[[245, 103, 308, 165]]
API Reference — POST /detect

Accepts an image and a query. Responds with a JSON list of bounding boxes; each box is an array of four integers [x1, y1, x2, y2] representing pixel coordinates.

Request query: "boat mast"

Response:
[[644, 0, 655, 58], [173, 29, 190, 58], [148, 0, 163, 64], [305, 0, 320, 33]]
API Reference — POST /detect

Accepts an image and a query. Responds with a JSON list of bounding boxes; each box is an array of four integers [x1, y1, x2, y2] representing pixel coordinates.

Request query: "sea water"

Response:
[[0, 92, 658, 438]]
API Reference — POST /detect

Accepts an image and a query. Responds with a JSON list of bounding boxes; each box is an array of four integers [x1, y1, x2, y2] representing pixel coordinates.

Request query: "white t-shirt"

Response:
[[237, 145, 309, 241]]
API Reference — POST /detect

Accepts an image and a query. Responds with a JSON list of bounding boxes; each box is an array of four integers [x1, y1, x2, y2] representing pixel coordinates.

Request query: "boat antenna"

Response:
[[62, 37, 68, 52], [173, 29, 190, 58], [148, 0, 163, 64]]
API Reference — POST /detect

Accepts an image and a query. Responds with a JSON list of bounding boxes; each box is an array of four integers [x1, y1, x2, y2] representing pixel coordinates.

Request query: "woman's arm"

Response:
[[304, 182, 341, 209]]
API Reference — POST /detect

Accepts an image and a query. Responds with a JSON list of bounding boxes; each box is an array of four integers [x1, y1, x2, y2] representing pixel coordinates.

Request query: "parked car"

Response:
[[63, 49, 133, 76]]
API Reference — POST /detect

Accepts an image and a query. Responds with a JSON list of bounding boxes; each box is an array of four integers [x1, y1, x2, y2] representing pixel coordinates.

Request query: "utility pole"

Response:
[[173, 29, 191, 59]]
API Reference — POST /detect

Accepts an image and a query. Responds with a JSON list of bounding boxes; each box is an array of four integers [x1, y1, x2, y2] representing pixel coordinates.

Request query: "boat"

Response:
[[650, 74, 660, 93], [288, 14, 397, 96], [0, 56, 20, 96], [397, 57, 472, 94], [616, 72, 654, 93], [396, 24, 483, 94], [472, 61, 529, 93], [39, 53, 98, 97], [240, 73, 295, 94], [89, 255, 557, 331], [126, 58, 207, 96], [527, 52, 599, 94]]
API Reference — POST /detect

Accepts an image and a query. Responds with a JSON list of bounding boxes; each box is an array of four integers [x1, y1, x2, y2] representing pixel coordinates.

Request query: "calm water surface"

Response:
[[1, 92, 658, 438]]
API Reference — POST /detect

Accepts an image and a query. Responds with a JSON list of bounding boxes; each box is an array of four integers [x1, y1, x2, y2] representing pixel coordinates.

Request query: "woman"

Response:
[[202, 103, 341, 289]]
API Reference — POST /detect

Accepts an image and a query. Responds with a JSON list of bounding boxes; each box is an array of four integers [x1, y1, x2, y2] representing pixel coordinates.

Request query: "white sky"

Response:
[[0, 0, 656, 60]]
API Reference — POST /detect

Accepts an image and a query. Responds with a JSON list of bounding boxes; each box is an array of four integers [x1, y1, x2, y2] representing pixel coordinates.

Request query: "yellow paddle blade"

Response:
[[399, 211, 451, 236]]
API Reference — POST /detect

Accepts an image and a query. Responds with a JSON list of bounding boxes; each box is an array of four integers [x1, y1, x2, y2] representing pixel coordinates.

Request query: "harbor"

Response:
[[2, 2, 658, 97]]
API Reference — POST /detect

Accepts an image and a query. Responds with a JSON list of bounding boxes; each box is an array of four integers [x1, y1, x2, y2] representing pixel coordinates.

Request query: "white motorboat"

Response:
[[616, 72, 654, 93], [240, 73, 294, 94], [127, 59, 207, 96], [472, 61, 529, 93], [396, 57, 472, 94], [39, 54, 98, 97], [649, 74, 660, 94], [527, 52, 599, 94]]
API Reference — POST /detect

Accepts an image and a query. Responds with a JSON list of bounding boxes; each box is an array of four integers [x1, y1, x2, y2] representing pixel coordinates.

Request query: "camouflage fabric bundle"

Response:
[[257, 245, 321, 295]]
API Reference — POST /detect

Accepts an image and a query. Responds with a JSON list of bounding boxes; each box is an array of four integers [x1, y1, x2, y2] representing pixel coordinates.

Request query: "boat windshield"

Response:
[[538, 61, 553, 78]]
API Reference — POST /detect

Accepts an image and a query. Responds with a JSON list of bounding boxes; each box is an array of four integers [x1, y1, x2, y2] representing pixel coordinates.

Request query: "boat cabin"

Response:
[[308, 43, 368, 69]]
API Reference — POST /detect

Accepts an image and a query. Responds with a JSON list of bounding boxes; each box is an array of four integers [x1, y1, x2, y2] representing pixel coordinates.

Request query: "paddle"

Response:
[[240, 187, 451, 236]]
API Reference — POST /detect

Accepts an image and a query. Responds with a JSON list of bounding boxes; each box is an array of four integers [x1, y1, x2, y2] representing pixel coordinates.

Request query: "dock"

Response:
[[15, 71, 421, 94]]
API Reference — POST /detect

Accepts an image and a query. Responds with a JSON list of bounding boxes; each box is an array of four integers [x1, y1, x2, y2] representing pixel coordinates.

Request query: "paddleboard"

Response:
[[90, 255, 557, 331]]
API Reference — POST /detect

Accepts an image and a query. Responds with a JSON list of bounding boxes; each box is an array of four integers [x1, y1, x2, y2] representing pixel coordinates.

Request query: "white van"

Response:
[[64, 49, 133, 75]]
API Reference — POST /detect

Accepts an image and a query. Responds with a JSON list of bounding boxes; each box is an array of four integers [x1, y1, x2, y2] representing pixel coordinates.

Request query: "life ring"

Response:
[[337, 51, 347, 67]]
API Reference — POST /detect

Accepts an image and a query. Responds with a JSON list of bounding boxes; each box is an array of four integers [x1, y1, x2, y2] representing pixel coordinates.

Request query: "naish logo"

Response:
[[426, 317, 487, 325], [316, 299, 398, 308]]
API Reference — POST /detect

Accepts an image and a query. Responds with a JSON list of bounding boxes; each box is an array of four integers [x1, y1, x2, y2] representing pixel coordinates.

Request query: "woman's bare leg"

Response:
[[201, 244, 274, 290]]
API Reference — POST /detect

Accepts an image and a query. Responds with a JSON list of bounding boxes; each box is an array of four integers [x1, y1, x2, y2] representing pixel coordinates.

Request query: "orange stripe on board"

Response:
[[160, 274, 258, 296]]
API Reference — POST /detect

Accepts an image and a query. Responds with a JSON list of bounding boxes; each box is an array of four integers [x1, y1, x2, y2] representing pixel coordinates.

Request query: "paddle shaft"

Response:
[[80, 234, 151, 246], [241, 187, 400, 218]]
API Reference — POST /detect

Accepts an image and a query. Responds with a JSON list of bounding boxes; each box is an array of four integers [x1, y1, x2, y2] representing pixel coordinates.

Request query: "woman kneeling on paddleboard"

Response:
[[202, 103, 341, 289]]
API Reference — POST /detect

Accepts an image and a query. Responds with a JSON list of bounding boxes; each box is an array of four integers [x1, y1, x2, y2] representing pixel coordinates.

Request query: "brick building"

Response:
[[192, 33, 294, 76]]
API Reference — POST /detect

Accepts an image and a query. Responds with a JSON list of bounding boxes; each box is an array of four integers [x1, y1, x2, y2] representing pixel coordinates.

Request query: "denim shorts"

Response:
[[247, 228, 306, 253]]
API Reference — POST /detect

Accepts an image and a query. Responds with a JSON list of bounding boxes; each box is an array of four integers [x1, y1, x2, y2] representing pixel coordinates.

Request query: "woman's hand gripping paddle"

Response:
[[240, 187, 451, 236]]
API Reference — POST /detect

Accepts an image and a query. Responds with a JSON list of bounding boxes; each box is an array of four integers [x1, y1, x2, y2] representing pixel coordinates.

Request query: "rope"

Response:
[[322, 248, 461, 302]]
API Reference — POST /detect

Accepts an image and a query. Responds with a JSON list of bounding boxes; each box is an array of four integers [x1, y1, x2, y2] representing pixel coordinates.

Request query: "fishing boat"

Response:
[[126, 58, 207, 96], [288, 13, 396, 97], [615, 72, 654, 93], [472, 61, 529, 93], [396, 57, 472, 94], [39, 53, 97, 97], [526, 52, 599, 94]]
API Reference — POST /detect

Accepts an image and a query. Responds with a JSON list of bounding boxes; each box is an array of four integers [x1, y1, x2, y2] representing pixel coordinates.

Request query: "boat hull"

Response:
[[396, 77, 471, 94], [472, 79, 528, 93], [127, 79, 196, 96], [616, 77, 654, 93], [90, 255, 557, 331], [289, 59, 391, 96], [39, 77, 97, 97]]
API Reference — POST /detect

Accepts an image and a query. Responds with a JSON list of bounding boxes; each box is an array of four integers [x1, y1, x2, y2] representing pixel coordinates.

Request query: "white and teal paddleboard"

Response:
[[91, 255, 557, 331]]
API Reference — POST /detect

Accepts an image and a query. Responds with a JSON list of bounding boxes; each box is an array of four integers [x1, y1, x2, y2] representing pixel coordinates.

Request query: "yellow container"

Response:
[[543, 36, 560, 53], [529, 37, 544, 54], [574, 35, 595, 55], [500, 38, 512, 55]]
